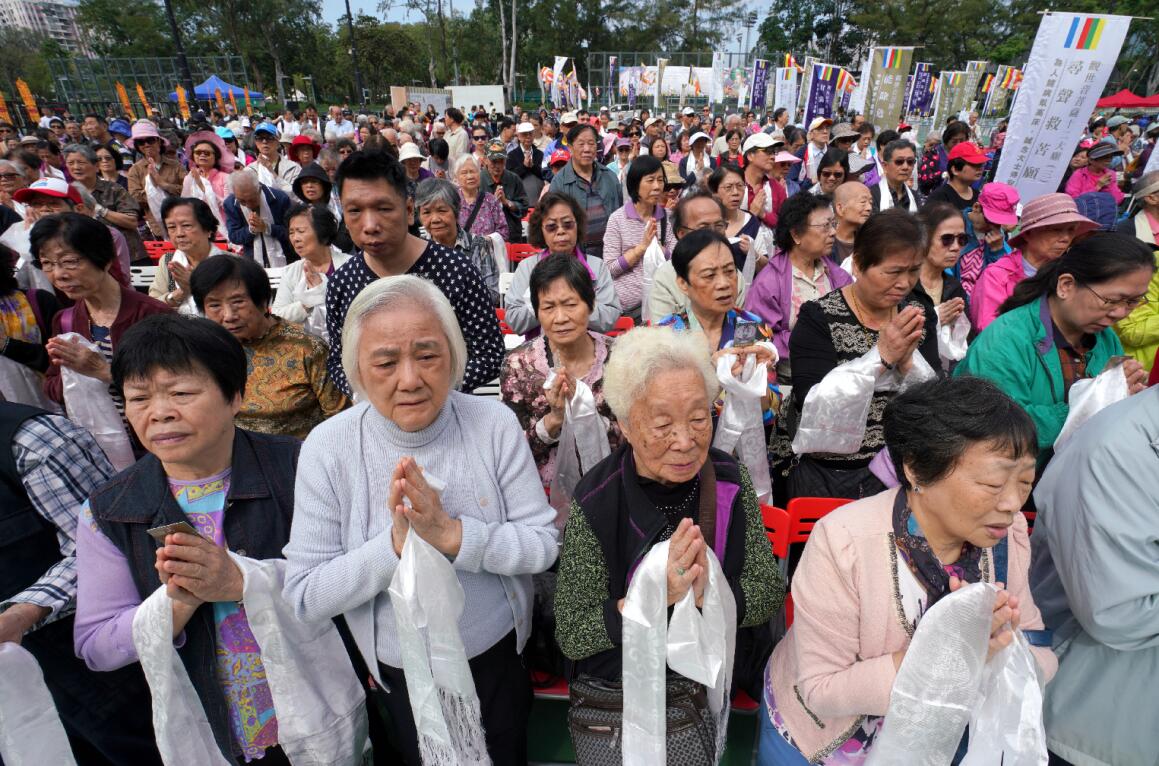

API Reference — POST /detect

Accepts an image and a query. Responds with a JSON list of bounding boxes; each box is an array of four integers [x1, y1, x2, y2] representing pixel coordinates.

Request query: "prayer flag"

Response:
[[175, 85, 190, 120], [244, 88, 252, 115], [135, 83, 153, 117], [15, 79, 39, 123], [0, 91, 11, 124], [214, 87, 225, 112], [115, 82, 135, 120]]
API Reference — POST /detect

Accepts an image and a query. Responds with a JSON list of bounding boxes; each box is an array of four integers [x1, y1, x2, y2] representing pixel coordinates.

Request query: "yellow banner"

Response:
[[214, 87, 225, 112], [15, 79, 39, 123], [116, 81, 135, 120], [244, 88, 252, 116], [0, 91, 10, 124], [136, 83, 153, 118], [175, 85, 191, 120]]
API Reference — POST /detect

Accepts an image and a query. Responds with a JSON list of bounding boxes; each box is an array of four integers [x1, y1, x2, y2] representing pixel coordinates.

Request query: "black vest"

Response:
[[0, 403, 66, 603]]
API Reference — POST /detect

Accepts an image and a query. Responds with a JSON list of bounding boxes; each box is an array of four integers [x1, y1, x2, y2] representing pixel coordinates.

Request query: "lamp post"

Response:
[[344, 0, 367, 105], [162, 0, 196, 107]]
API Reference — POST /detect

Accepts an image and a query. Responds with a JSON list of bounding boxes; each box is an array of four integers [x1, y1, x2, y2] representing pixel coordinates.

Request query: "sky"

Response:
[[320, 0, 409, 25]]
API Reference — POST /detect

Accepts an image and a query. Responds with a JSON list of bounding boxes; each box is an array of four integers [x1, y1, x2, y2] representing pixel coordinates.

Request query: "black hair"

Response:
[[673, 190, 726, 234], [884, 376, 1038, 489], [189, 254, 272, 312], [528, 253, 596, 313], [774, 192, 833, 252], [724, 128, 744, 145], [190, 138, 222, 163], [334, 148, 408, 201], [285, 202, 338, 246], [783, 125, 805, 147], [445, 107, 465, 125], [625, 155, 664, 203], [528, 191, 586, 249], [92, 144, 123, 172], [773, 107, 787, 121], [671, 228, 733, 281], [566, 123, 599, 146], [0, 242, 18, 294], [875, 129, 899, 152], [83, 113, 106, 124], [428, 137, 449, 162], [942, 121, 971, 147], [916, 203, 963, 254], [858, 122, 876, 137], [160, 196, 219, 236], [499, 117, 515, 131], [334, 138, 357, 155], [853, 208, 924, 271], [29, 212, 114, 270], [1000, 232, 1156, 314], [111, 314, 247, 401], [707, 162, 744, 194], [817, 148, 850, 177], [882, 138, 917, 163]]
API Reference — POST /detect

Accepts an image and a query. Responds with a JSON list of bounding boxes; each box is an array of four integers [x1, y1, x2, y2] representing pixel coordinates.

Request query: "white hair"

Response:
[[340, 275, 468, 397], [452, 153, 480, 178], [602, 325, 720, 423]]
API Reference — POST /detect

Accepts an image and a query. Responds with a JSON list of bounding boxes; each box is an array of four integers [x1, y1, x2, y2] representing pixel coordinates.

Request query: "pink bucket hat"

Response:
[[978, 182, 1020, 227], [125, 119, 169, 151], [1009, 193, 1098, 248], [183, 130, 236, 173]]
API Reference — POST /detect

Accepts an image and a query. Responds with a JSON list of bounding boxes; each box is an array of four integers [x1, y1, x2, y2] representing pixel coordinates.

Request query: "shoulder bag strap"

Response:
[[463, 195, 484, 233], [696, 458, 717, 552]]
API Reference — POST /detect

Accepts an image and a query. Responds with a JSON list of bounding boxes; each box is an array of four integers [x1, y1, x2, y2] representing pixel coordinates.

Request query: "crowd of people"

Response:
[[1, 94, 1158, 766]]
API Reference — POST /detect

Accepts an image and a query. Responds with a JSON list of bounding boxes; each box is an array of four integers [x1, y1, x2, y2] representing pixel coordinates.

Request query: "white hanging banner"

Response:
[[995, 12, 1132, 201], [551, 56, 568, 106], [772, 67, 799, 113]]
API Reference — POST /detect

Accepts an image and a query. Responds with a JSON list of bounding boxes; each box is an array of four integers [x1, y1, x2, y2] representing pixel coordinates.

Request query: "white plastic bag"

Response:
[[712, 352, 773, 501], [57, 332, 135, 471], [545, 372, 611, 526], [188, 174, 227, 238], [144, 173, 168, 228], [621, 539, 736, 764], [639, 238, 667, 324], [937, 311, 971, 363], [0, 642, 77, 766], [0, 356, 59, 411], [1054, 360, 1130, 449]]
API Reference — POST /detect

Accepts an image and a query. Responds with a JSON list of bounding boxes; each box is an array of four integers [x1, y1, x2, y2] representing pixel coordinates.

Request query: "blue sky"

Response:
[[320, 0, 408, 25]]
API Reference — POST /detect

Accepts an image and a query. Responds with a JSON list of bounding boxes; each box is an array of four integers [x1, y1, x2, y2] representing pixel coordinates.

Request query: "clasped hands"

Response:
[[389, 456, 461, 558]]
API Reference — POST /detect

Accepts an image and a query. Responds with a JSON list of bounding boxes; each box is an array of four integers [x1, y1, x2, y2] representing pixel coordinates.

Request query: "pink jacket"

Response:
[[765, 489, 1056, 761], [1064, 166, 1125, 204], [968, 248, 1025, 331]]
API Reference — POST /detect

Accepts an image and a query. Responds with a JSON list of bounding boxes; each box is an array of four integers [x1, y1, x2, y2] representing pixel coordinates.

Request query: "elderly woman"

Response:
[[290, 162, 354, 252], [602, 155, 679, 319], [288, 134, 320, 166], [759, 376, 1057, 765], [191, 255, 347, 440], [554, 325, 784, 761], [34, 213, 170, 410], [550, 123, 624, 261], [505, 191, 621, 335], [971, 194, 1097, 330], [73, 313, 322, 763], [956, 233, 1152, 466], [745, 192, 853, 383], [148, 197, 221, 315], [913, 203, 970, 333], [708, 163, 774, 275], [283, 275, 558, 764], [452, 153, 508, 239], [273, 203, 351, 341], [63, 143, 146, 263], [769, 209, 940, 500], [181, 129, 236, 235], [415, 177, 500, 305], [501, 255, 622, 489], [126, 120, 186, 237]]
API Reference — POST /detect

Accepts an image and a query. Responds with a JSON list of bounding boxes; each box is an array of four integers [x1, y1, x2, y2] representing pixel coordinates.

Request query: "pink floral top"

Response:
[[458, 189, 509, 239], [498, 332, 622, 487]]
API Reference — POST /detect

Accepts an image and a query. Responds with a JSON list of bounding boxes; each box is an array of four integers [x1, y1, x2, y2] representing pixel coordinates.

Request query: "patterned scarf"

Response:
[[0, 291, 41, 344], [892, 489, 984, 608]]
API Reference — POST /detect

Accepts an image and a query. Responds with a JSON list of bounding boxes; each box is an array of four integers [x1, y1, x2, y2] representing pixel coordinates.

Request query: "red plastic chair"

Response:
[[785, 497, 851, 546], [606, 316, 635, 337], [495, 307, 515, 335], [143, 240, 175, 261], [761, 504, 794, 627], [506, 243, 539, 265]]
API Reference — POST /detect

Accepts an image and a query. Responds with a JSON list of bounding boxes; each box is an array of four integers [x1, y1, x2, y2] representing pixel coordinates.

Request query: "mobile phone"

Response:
[[146, 521, 201, 544], [733, 319, 759, 347]]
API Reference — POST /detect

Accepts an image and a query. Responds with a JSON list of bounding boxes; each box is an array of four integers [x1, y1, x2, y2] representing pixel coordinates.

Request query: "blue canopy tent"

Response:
[[168, 75, 264, 102]]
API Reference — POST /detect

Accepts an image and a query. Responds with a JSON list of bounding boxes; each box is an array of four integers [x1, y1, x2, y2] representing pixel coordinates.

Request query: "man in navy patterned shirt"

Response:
[[324, 150, 505, 396]]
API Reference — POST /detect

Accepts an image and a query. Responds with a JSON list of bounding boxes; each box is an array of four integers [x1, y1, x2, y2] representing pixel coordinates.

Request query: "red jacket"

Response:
[[44, 286, 172, 403]]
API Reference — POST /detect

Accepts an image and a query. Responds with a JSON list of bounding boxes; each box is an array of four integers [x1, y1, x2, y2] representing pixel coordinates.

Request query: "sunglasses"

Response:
[[819, 170, 844, 179], [136, 136, 159, 145], [472, 135, 488, 141], [892, 157, 916, 167], [627, 132, 641, 138], [939, 233, 970, 247]]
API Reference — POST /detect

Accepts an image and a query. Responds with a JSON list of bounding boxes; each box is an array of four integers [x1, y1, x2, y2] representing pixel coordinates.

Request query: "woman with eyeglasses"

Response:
[[913, 204, 970, 335], [707, 163, 774, 276], [808, 148, 848, 197], [181, 130, 236, 236], [93, 145, 126, 188], [956, 233, 1152, 471]]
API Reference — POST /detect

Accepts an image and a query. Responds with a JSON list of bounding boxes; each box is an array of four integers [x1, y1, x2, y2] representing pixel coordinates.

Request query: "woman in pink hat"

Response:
[[126, 120, 186, 238], [180, 130, 236, 236], [970, 193, 1098, 330]]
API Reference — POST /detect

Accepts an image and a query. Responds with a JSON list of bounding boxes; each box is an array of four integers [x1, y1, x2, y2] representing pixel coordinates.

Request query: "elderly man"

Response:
[[480, 138, 529, 243], [0, 157, 30, 217], [870, 138, 922, 212], [325, 106, 356, 142], [246, 121, 300, 194], [125, 120, 186, 237], [63, 142, 147, 262], [832, 181, 873, 267], [509, 122, 544, 203], [224, 171, 295, 267], [792, 116, 833, 185]]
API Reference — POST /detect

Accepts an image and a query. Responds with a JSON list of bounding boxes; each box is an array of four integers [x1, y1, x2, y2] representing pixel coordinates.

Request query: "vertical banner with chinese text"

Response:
[[750, 59, 770, 111], [864, 46, 915, 130], [804, 63, 840, 127]]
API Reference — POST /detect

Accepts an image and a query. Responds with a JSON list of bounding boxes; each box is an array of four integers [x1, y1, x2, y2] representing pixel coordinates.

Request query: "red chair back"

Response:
[[785, 497, 852, 545], [606, 316, 635, 337], [760, 504, 790, 559], [506, 243, 539, 265], [495, 307, 515, 335]]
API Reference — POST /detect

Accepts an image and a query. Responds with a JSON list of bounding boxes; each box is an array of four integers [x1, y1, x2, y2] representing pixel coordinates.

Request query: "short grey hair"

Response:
[[340, 274, 468, 397], [231, 170, 259, 193], [415, 177, 460, 217], [602, 325, 720, 423], [62, 143, 97, 164], [452, 153, 480, 178]]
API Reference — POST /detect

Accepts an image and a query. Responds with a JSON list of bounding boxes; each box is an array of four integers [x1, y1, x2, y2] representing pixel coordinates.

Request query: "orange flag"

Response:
[[228, 89, 238, 114], [115, 82, 135, 120], [244, 88, 252, 116], [214, 87, 225, 112], [136, 83, 153, 117], [175, 85, 191, 120], [0, 91, 11, 124], [15, 79, 40, 123]]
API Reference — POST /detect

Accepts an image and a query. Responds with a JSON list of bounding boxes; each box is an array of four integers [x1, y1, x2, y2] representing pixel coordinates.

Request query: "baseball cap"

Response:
[[977, 182, 1020, 227], [560, 112, 579, 125], [808, 117, 833, 132], [1106, 115, 1130, 129], [398, 142, 423, 162], [253, 121, 279, 137], [682, 107, 695, 116], [742, 132, 777, 155], [644, 117, 662, 129], [516, 122, 534, 134], [947, 142, 989, 165], [549, 148, 571, 166], [13, 177, 82, 206], [615, 137, 631, 149], [109, 119, 132, 137], [485, 139, 507, 160], [689, 131, 711, 145], [599, 106, 609, 113]]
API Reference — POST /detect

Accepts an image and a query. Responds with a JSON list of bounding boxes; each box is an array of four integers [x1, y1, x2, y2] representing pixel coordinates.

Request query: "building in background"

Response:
[[0, 0, 91, 57]]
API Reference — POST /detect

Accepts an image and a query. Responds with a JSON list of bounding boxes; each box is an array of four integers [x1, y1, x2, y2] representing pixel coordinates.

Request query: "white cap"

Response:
[[644, 117, 662, 128], [561, 111, 579, 124], [742, 132, 778, 155], [689, 131, 711, 145], [516, 122, 534, 134], [398, 143, 423, 162], [808, 116, 834, 132], [682, 106, 695, 116]]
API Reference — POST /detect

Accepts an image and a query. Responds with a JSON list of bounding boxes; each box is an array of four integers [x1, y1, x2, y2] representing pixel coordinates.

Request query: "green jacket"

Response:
[[954, 295, 1124, 458]]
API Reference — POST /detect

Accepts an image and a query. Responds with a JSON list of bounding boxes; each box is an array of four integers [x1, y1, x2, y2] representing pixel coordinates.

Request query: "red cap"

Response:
[[948, 142, 989, 165], [897, 121, 912, 132], [13, 177, 82, 206], [549, 148, 571, 166]]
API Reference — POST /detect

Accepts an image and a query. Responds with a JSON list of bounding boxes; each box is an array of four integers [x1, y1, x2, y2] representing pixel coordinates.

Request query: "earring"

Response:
[[912, 485, 921, 494]]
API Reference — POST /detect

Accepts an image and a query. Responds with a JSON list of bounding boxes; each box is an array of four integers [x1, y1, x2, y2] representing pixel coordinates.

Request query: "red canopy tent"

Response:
[[1097, 89, 1148, 108], [1140, 93, 1159, 108]]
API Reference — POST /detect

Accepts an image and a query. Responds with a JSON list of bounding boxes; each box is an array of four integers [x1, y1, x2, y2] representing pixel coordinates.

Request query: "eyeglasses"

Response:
[[38, 257, 85, 272], [892, 157, 917, 167], [543, 219, 576, 234], [938, 233, 970, 247], [718, 182, 745, 193], [96, 155, 115, 163], [1082, 283, 1150, 310], [807, 219, 838, 231], [192, 149, 216, 157], [0, 172, 21, 180], [627, 132, 641, 138]]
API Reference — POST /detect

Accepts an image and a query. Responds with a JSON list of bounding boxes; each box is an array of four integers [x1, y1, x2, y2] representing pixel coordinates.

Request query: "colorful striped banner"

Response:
[[1064, 16, 1106, 50], [175, 85, 190, 120], [881, 48, 905, 69], [981, 74, 994, 93], [820, 65, 835, 80]]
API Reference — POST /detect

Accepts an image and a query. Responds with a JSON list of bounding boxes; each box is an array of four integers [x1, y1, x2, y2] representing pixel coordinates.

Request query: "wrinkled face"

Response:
[[928, 217, 967, 271], [837, 185, 873, 226], [794, 207, 836, 258], [650, 140, 668, 160], [537, 277, 592, 346], [356, 304, 453, 432], [1021, 223, 1079, 262], [23, 193, 71, 219], [810, 127, 830, 145], [191, 142, 218, 172], [857, 133, 872, 151], [38, 238, 107, 300], [94, 148, 118, 176], [64, 153, 96, 184], [571, 130, 598, 168], [123, 367, 240, 472], [296, 146, 316, 165], [418, 199, 458, 245], [885, 148, 916, 185], [540, 202, 578, 254], [1054, 267, 1153, 335], [402, 157, 423, 178], [287, 213, 322, 256], [456, 160, 480, 193], [201, 280, 268, 343], [677, 241, 737, 315], [715, 171, 744, 211], [855, 247, 923, 308], [83, 117, 103, 139], [0, 165, 23, 194], [624, 367, 713, 486], [163, 203, 212, 254], [911, 442, 1037, 549]]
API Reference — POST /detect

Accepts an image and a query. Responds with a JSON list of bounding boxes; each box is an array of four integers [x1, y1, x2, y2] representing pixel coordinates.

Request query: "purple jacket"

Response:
[[743, 252, 852, 361]]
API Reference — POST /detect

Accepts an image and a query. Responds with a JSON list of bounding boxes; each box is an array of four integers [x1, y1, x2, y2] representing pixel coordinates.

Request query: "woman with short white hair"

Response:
[[453, 152, 508, 239], [283, 274, 558, 764]]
